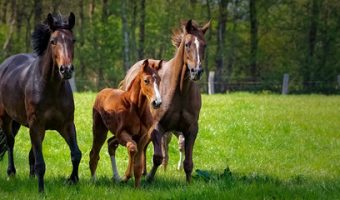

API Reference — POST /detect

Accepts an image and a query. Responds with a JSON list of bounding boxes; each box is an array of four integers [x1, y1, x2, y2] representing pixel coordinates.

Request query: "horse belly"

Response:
[[44, 109, 70, 130], [1, 97, 28, 126], [160, 111, 181, 131]]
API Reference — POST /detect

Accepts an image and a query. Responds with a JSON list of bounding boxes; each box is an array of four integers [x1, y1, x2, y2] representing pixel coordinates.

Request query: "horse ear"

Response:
[[68, 12, 75, 29], [156, 60, 163, 70], [47, 13, 55, 31], [141, 59, 149, 72], [185, 19, 193, 33], [201, 20, 211, 35]]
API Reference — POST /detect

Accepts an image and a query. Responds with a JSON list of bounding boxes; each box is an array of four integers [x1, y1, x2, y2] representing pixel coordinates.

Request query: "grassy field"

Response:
[[0, 93, 339, 199]]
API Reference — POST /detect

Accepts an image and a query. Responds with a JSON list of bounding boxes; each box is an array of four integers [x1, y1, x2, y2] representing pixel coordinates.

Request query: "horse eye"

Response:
[[72, 39, 76, 44], [50, 39, 56, 45], [185, 43, 190, 48], [144, 79, 150, 84]]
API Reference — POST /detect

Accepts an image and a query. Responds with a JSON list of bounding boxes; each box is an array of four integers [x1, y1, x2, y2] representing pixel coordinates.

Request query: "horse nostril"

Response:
[[152, 101, 156, 106], [60, 65, 65, 73], [70, 65, 74, 72]]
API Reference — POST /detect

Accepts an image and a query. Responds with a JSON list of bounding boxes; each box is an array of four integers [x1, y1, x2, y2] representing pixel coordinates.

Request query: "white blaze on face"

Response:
[[62, 33, 69, 63], [153, 77, 162, 105], [194, 37, 201, 68]]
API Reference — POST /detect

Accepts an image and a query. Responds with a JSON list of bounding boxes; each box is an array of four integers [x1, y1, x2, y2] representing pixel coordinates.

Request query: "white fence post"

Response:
[[208, 71, 215, 95], [282, 73, 289, 95]]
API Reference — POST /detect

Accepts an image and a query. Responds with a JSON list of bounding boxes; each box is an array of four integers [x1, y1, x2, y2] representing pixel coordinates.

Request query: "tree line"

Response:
[[0, 0, 339, 93]]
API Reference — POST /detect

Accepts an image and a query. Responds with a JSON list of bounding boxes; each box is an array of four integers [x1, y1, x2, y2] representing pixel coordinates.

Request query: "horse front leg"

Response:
[[118, 130, 137, 183], [183, 123, 198, 183], [28, 130, 45, 178], [107, 136, 121, 182], [146, 128, 163, 183], [134, 133, 151, 188], [29, 125, 46, 193], [59, 122, 82, 184], [29, 148, 35, 177]]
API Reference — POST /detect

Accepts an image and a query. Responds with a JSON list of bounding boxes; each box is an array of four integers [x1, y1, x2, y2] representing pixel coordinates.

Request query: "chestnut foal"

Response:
[[89, 59, 162, 187]]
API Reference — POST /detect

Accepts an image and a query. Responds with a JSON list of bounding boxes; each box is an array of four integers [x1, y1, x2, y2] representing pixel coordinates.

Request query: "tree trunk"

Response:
[[97, 0, 108, 90], [227, 0, 239, 79], [3, 0, 16, 56], [303, 0, 320, 89], [249, 0, 258, 82], [215, 0, 228, 93], [79, 0, 86, 79], [89, 0, 95, 23], [138, 0, 145, 59], [33, 0, 42, 26], [204, 0, 212, 92], [121, 0, 130, 72], [130, 0, 138, 62], [1, 0, 9, 24]]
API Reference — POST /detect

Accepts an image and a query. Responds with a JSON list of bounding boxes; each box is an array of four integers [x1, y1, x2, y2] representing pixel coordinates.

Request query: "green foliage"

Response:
[[0, 1, 339, 92], [0, 93, 339, 199]]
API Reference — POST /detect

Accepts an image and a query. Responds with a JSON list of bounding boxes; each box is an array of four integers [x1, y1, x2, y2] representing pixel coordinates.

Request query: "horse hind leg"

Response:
[[89, 111, 108, 181], [6, 121, 20, 176], [107, 136, 121, 182], [161, 132, 172, 171], [1, 118, 19, 176], [176, 132, 185, 170], [0, 128, 7, 160]]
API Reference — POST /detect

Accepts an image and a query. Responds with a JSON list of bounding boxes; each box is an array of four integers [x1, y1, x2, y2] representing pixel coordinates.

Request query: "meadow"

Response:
[[0, 93, 339, 199]]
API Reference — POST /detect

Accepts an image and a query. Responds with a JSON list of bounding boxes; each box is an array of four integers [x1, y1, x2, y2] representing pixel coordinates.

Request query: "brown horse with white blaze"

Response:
[[120, 20, 210, 183], [0, 13, 81, 192], [89, 59, 162, 188]]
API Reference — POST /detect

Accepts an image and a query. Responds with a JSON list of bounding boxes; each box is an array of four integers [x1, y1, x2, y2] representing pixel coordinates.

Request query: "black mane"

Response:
[[31, 23, 51, 56], [31, 13, 73, 56]]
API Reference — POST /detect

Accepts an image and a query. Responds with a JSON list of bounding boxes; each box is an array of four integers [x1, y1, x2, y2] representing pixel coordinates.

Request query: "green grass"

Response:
[[0, 93, 339, 199]]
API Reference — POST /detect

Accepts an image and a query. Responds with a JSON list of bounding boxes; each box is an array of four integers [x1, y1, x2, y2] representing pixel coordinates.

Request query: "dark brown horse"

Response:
[[120, 20, 210, 183], [0, 13, 81, 192], [89, 59, 162, 188]]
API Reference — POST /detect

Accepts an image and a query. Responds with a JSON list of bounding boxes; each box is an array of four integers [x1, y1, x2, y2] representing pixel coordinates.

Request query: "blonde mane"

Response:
[[119, 59, 162, 91], [119, 61, 143, 91]]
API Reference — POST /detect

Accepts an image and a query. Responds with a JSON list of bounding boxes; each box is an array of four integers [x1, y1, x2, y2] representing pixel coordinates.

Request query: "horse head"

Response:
[[139, 59, 162, 109], [46, 12, 76, 80], [181, 20, 210, 81]]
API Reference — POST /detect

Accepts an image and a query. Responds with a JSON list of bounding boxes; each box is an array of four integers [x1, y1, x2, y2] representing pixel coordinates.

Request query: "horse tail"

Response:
[[0, 128, 7, 161]]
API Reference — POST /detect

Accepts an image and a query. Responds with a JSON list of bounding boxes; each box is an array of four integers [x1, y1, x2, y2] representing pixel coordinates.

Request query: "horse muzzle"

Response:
[[189, 67, 204, 81], [59, 64, 74, 80]]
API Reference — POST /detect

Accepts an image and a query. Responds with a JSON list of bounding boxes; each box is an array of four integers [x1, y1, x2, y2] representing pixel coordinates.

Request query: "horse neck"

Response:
[[160, 38, 187, 107], [125, 76, 146, 112]]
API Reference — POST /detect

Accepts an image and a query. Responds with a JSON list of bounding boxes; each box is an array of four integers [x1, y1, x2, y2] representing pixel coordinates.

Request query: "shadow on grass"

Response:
[[0, 168, 339, 199]]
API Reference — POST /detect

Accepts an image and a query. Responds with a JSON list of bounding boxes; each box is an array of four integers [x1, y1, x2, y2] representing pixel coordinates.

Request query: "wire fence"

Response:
[[72, 78, 340, 94]]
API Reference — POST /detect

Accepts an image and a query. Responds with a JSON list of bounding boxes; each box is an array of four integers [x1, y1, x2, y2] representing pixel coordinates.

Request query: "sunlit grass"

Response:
[[0, 93, 339, 199]]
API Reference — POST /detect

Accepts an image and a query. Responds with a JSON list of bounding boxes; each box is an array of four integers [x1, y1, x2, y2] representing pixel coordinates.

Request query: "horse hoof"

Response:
[[146, 174, 154, 183], [120, 176, 129, 183], [67, 176, 79, 185], [112, 175, 121, 183], [7, 168, 16, 176]]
